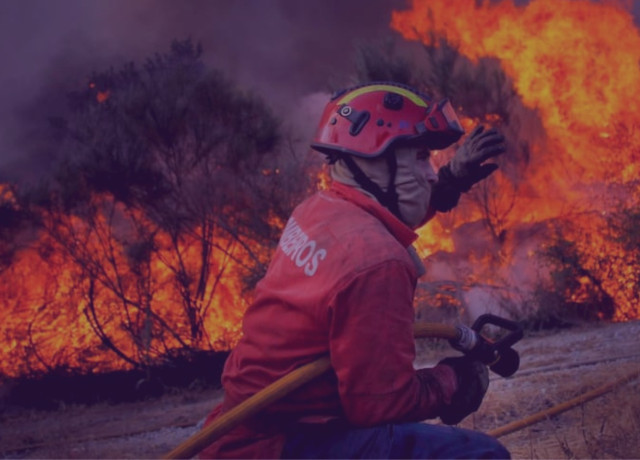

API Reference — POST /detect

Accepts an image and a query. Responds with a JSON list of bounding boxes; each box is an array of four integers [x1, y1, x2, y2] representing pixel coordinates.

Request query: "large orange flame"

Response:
[[0, 193, 253, 377], [393, 0, 640, 185], [393, 0, 640, 321]]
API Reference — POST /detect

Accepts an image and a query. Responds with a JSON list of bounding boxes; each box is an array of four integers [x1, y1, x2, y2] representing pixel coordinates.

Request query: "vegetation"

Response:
[[2, 39, 309, 377], [527, 202, 640, 330], [351, 37, 640, 332]]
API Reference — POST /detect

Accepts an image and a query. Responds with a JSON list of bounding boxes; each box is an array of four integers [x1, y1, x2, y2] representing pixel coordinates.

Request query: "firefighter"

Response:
[[200, 82, 509, 459]]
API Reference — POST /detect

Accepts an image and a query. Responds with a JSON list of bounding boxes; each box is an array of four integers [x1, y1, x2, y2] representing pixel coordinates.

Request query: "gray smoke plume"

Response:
[[0, 0, 407, 184]]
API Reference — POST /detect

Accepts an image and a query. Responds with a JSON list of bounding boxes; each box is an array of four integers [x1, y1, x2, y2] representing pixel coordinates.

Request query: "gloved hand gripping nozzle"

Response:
[[449, 314, 523, 378]]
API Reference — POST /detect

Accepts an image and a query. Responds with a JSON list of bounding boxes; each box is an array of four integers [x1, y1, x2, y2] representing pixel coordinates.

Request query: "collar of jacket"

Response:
[[329, 181, 418, 248]]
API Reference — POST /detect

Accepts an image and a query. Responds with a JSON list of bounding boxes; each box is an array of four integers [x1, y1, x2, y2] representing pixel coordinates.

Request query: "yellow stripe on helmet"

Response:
[[336, 84, 428, 108]]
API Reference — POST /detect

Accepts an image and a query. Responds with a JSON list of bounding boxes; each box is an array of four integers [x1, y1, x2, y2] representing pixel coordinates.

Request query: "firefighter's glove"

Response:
[[446, 125, 506, 193], [438, 356, 489, 425]]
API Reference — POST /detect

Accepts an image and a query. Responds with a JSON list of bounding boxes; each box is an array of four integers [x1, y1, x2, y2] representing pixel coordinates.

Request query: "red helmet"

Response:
[[311, 82, 464, 158]]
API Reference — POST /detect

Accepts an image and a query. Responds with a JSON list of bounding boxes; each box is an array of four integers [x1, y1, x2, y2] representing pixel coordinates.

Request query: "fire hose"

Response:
[[164, 314, 522, 459], [487, 365, 640, 439]]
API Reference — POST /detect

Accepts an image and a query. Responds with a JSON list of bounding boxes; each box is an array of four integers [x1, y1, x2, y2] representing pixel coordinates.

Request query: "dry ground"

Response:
[[1, 320, 639, 459]]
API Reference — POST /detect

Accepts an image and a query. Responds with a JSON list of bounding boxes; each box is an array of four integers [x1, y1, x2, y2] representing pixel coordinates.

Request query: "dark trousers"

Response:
[[281, 422, 510, 459]]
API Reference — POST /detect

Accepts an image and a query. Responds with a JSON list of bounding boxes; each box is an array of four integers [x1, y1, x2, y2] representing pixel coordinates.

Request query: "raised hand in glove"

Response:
[[449, 125, 506, 191], [438, 356, 489, 425], [429, 125, 506, 212]]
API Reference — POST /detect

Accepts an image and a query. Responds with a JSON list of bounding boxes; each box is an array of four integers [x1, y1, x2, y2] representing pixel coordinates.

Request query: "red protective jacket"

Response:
[[200, 182, 458, 459]]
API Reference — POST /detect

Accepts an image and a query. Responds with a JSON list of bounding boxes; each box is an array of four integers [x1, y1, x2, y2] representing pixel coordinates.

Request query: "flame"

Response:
[[89, 82, 110, 103], [392, 0, 640, 183], [0, 192, 257, 377], [392, 0, 640, 321]]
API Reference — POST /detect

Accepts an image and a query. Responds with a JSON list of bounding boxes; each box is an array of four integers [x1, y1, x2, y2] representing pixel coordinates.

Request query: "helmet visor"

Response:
[[416, 98, 465, 150]]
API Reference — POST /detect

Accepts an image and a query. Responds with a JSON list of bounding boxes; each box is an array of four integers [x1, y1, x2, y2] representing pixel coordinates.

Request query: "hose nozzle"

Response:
[[450, 314, 523, 378]]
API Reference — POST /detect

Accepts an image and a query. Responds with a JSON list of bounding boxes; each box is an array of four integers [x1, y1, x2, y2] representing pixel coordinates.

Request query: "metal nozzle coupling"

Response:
[[452, 324, 479, 352]]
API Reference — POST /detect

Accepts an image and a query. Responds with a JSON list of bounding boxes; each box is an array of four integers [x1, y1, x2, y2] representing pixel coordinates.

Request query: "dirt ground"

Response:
[[1, 320, 639, 459]]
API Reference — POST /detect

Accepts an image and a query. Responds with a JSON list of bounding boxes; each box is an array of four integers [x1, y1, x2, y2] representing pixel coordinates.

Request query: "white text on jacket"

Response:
[[279, 217, 327, 276]]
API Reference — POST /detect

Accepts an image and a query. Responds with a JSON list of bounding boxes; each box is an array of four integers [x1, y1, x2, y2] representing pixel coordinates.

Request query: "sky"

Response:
[[1, 0, 639, 184]]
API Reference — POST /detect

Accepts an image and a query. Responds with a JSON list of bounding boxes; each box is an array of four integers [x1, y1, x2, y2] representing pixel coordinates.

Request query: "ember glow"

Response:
[[88, 82, 110, 103], [393, 0, 640, 321]]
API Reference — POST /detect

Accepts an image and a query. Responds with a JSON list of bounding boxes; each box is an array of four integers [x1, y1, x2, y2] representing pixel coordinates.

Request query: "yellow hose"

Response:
[[165, 321, 640, 458], [163, 322, 459, 459], [488, 367, 640, 439]]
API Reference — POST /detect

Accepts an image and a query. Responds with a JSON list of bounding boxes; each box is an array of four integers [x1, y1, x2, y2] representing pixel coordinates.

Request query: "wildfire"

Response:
[[393, 0, 640, 321], [89, 82, 110, 103], [392, 0, 640, 185], [0, 193, 251, 378], [3, 0, 640, 379]]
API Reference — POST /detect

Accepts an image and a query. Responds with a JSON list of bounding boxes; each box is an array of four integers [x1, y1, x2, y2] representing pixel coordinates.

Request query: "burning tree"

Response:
[[387, 0, 640, 325], [1, 39, 308, 377]]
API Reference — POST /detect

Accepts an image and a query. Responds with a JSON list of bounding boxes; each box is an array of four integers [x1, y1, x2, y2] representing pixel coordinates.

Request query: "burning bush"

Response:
[[0, 40, 309, 379], [383, 0, 640, 326]]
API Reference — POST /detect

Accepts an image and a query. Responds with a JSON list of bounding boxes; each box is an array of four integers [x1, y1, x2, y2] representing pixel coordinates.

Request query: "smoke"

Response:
[[4, 0, 639, 185], [0, 0, 407, 184]]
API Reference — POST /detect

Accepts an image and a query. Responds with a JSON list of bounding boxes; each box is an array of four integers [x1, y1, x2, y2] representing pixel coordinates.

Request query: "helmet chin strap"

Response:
[[341, 153, 404, 222]]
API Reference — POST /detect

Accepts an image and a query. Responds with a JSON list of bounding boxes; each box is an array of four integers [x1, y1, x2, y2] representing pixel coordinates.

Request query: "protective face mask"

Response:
[[394, 146, 437, 229], [331, 147, 437, 229]]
